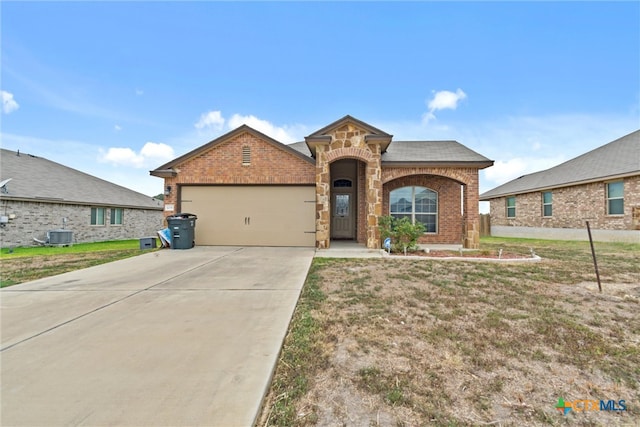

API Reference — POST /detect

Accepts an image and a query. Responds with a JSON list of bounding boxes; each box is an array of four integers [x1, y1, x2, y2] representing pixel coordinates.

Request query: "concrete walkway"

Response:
[[1, 246, 314, 427]]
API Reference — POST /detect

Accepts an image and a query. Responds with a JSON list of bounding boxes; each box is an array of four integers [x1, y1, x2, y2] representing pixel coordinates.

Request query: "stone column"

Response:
[[315, 146, 331, 248], [463, 178, 480, 249], [365, 144, 382, 249]]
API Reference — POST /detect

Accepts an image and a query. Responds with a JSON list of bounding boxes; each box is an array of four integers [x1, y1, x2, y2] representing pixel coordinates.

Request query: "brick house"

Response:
[[151, 116, 493, 249], [0, 149, 164, 248], [480, 130, 640, 243]]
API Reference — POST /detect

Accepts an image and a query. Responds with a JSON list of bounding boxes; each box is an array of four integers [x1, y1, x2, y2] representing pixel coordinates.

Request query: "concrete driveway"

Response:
[[1, 246, 314, 427]]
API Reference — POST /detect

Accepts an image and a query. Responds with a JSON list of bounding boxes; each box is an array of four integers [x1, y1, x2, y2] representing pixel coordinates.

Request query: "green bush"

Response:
[[378, 215, 425, 253]]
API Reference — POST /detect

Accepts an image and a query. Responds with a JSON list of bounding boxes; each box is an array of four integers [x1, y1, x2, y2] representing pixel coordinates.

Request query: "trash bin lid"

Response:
[[167, 213, 197, 219]]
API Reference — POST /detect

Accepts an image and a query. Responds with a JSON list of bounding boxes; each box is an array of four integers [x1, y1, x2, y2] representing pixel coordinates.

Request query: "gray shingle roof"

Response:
[[382, 140, 493, 165], [287, 140, 493, 166], [480, 130, 640, 200], [0, 149, 163, 209]]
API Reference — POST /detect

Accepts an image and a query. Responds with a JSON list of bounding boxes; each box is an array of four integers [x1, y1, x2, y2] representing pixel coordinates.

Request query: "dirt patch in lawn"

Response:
[[259, 240, 640, 426]]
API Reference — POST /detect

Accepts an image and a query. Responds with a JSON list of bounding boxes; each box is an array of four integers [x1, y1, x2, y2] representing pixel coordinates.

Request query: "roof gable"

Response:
[[0, 149, 163, 209], [307, 115, 392, 138], [480, 129, 640, 199], [151, 125, 314, 176]]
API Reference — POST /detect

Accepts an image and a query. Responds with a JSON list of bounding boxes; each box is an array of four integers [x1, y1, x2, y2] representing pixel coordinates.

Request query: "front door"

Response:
[[332, 193, 354, 239]]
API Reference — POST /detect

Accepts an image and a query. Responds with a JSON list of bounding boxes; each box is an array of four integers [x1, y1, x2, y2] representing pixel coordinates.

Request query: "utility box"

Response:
[[166, 213, 197, 249], [139, 237, 157, 250]]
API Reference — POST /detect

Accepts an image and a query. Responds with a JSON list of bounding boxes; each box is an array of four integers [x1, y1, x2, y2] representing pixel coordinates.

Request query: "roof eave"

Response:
[[150, 169, 178, 178], [0, 195, 163, 210], [383, 160, 494, 169], [479, 170, 640, 200]]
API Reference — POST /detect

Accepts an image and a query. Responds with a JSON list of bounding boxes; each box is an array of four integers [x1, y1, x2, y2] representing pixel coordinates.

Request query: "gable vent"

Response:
[[242, 146, 251, 165]]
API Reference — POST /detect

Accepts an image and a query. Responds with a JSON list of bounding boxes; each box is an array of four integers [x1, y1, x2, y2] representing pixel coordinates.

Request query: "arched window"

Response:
[[389, 186, 437, 233]]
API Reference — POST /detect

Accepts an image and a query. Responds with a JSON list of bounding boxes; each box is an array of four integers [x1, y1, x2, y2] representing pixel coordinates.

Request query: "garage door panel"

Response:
[[181, 186, 315, 247]]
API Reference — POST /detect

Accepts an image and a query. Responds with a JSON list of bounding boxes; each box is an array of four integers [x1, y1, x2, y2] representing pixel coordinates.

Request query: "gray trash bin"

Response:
[[166, 213, 197, 249]]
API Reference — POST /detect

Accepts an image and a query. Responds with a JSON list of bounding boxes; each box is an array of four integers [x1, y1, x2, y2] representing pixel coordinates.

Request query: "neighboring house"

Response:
[[480, 130, 640, 243], [0, 149, 164, 248], [151, 115, 493, 249]]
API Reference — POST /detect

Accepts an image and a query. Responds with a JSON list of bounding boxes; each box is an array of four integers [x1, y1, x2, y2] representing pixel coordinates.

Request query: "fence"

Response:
[[480, 214, 491, 237]]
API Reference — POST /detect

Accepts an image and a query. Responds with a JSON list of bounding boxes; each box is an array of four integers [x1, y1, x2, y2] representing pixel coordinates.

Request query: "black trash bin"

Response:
[[166, 213, 197, 249]]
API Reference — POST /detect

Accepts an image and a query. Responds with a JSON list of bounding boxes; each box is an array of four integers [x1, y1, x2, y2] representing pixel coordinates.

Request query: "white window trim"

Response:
[[90, 207, 106, 226], [542, 192, 552, 217], [389, 186, 438, 234], [606, 181, 624, 216], [506, 196, 516, 218]]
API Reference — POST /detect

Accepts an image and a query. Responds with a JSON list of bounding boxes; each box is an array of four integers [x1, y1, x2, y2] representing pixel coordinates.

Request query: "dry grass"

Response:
[[259, 238, 640, 426]]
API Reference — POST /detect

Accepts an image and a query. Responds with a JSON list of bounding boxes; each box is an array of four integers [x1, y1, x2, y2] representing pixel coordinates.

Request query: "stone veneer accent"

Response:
[[0, 200, 163, 248], [315, 124, 383, 249]]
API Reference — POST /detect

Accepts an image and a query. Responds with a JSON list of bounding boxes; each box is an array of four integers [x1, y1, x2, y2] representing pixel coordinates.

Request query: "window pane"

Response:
[[506, 196, 516, 208], [390, 187, 413, 213], [415, 214, 436, 233], [543, 192, 552, 204], [335, 195, 349, 216], [608, 199, 624, 215], [607, 182, 624, 198], [507, 207, 516, 218], [111, 208, 123, 225], [415, 188, 437, 213], [543, 204, 552, 217]]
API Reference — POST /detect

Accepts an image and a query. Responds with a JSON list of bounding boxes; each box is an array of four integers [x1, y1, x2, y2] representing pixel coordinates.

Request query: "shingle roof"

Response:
[[382, 140, 493, 165], [0, 149, 163, 209], [287, 140, 493, 167], [480, 130, 640, 200]]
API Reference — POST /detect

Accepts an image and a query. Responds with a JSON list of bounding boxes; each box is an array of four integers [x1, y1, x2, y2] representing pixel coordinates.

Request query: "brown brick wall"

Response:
[[383, 175, 464, 245], [162, 132, 315, 210], [489, 175, 640, 230]]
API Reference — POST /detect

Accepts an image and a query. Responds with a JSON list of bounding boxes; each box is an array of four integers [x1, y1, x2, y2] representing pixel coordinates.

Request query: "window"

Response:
[[542, 192, 552, 217], [607, 181, 624, 215], [91, 207, 105, 225], [242, 146, 251, 165], [110, 208, 124, 225], [506, 196, 516, 218], [333, 179, 352, 188], [390, 186, 437, 233]]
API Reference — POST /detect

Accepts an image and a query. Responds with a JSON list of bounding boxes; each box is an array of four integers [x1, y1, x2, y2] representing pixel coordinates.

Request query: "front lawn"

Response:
[[259, 237, 640, 426], [0, 239, 157, 287]]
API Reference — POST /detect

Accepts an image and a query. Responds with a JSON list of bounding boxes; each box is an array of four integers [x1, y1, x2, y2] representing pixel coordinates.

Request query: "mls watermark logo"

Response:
[[555, 397, 627, 415]]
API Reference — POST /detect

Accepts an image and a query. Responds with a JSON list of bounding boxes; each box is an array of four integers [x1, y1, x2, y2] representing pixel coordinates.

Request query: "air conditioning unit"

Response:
[[48, 230, 73, 246]]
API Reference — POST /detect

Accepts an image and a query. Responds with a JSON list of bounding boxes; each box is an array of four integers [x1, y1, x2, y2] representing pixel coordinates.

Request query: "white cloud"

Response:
[[135, 89, 144, 96], [483, 156, 565, 186], [99, 142, 175, 168], [114, 124, 122, 131], [227, 114, 297, 143], [423, 88, 467, 123], [195, 110, 225, 130], [1, 90, 19, 114]]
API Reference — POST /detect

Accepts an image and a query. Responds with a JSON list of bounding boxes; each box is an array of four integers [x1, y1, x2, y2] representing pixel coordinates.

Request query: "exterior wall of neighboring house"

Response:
[[488, 175, 640, 242], [162, 131, 316, 215], [0, 200, 164, 248]]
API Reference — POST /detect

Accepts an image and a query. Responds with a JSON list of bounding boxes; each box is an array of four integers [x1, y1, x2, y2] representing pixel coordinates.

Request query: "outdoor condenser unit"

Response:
[[47, 230, 73, 245]]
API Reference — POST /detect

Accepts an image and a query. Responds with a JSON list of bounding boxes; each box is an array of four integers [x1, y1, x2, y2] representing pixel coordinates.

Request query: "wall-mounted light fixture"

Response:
[[164, 185, 172, 196]]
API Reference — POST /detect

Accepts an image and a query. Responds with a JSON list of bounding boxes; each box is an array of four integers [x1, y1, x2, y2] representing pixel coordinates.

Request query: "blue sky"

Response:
[[2, 1, 639, 211]]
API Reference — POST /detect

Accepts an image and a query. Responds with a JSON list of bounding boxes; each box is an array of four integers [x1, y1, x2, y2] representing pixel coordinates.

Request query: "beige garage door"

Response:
[[181, 186, 316, 247]]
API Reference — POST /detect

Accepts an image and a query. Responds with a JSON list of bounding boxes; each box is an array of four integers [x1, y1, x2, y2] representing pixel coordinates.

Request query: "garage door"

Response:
[[181, 186, 316, 247]]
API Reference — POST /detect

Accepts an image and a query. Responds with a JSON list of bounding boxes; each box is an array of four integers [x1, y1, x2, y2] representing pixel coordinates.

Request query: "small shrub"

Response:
[[378, 215, 425, 253]]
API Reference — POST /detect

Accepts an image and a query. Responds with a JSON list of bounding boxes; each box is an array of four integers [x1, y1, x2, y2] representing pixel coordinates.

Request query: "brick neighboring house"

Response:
[[480, 130, 640, 243], [151, 115, 493, 249], [0, 149, 164, 248]]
